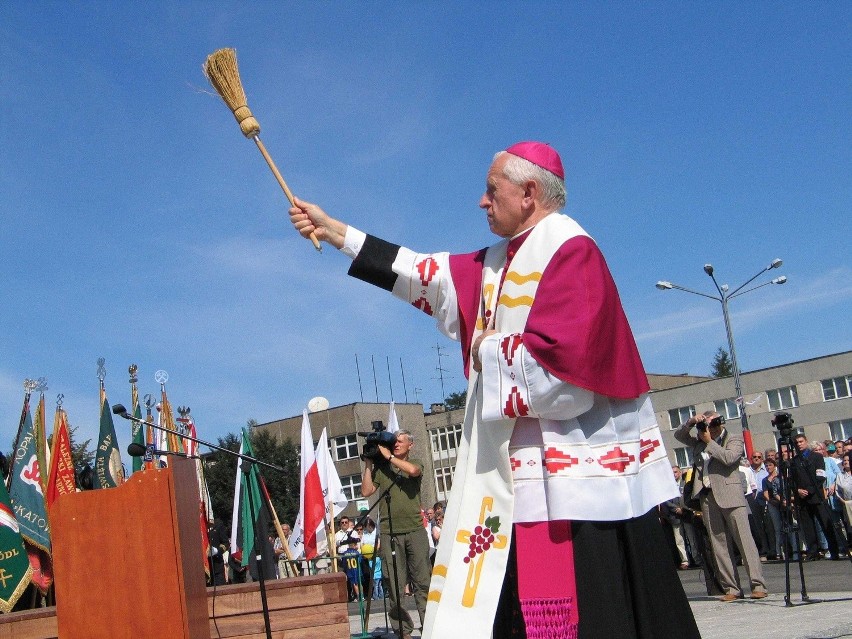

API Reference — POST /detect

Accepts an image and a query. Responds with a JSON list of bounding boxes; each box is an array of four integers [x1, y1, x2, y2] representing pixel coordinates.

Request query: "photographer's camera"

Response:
[[359, 420, 397, 461], [771, 411, 794, 439], [697, 415, 725, 432]]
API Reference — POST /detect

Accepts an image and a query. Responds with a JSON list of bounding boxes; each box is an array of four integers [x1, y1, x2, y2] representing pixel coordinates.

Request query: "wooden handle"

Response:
[[252, 136, 322, 252]]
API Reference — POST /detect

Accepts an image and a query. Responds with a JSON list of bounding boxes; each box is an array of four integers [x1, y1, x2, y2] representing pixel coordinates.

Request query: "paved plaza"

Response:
[[347, 559, 852, 638]]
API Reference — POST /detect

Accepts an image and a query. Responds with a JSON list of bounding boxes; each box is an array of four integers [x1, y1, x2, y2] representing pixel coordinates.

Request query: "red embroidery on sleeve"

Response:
[[503, 386, 529, 418], [416, 257, 440, 286], [412, 298, 434, 316], [500, 334, 523, 366]]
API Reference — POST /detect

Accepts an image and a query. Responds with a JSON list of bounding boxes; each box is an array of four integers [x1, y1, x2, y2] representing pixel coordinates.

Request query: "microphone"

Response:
[[127, 442, 199, 461], [112, 403, 130, 418]]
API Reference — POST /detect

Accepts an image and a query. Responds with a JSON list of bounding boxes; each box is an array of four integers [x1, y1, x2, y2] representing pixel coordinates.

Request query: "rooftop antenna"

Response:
[[400, 358, 409, 403], [433, 342, 452, 402], [354, 354, 364, 402]]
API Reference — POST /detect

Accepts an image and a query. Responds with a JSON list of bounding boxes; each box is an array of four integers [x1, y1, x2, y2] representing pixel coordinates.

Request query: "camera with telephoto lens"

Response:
[[771, 412, 794, 439], [697, 415, 725, 432], [359, 421, 397, 462]]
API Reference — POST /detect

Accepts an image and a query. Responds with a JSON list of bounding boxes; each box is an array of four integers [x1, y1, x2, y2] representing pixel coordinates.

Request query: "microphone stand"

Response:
[[243, 458, 273, 639], [113, 404, 284, 473], [114, 404, 278, 639]]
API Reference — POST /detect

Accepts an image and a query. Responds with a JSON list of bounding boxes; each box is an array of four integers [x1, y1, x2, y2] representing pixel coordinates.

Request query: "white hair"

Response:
[[494, 151, 566, 210]]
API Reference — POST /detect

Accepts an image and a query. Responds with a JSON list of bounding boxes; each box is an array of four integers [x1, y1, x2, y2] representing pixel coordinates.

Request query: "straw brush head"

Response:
[[203, 48, 261, 138]]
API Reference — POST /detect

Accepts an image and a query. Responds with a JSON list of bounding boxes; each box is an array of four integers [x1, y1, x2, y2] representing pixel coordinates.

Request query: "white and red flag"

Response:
[[316, 427, 348, 520], [288, 410, 326, 560]]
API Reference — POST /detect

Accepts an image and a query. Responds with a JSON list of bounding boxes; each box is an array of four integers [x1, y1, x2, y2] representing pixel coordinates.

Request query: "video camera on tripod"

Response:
[[358, 420, 397, 461], [772, 411, 795, 440]]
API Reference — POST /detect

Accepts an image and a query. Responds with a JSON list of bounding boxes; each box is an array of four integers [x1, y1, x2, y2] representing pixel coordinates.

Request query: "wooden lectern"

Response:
[[51, 458, 211, 639]]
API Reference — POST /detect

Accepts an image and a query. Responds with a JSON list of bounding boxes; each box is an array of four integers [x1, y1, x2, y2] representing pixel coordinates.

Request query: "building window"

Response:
[[674, 447, 694, 469], [430, 423, 462, 501], [714, 398, 741, 420], [668, 406, 695, 430], [821, 375, 852, 402], [829, 419, 852, 441], [333, 434, 359, 461], [434, 465, 454, 501], [767, 386, 799, 411], [430, 423, 463, 460], [342, 474, 362, 501]]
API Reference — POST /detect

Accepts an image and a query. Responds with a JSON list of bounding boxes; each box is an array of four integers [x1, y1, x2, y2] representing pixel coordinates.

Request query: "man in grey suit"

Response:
[[675, 411, 768, 601]]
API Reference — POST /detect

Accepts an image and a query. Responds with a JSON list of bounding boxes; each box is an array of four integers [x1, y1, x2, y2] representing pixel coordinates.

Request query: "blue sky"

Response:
[[1, 3, 850, 461]]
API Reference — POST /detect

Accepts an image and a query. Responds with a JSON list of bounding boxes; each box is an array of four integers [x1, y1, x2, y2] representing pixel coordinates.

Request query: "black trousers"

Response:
[[493, 510, 701, 639], [798, 499, 841, 557]]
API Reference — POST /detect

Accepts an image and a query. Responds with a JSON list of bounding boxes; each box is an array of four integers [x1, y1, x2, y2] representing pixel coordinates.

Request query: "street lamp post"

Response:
[[656, 260, 787, 459]]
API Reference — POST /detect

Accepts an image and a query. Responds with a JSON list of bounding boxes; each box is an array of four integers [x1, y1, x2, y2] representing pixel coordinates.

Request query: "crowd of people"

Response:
[[206, 502, 447, 604], [662, 424, 852, 599]]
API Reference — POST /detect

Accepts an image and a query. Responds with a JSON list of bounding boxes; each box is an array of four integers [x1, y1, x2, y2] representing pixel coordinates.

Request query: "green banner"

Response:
[[9, 407, 51, 552], [131, 395, 144, 474], [95, 397, 123, 489], [0, 479, 34, 613]]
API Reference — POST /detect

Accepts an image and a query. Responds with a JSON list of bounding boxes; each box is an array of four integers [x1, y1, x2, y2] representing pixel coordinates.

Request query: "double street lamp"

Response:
[[656, 259, 787, 459]]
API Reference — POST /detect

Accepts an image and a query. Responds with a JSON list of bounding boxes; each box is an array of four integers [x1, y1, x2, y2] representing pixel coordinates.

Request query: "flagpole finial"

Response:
[[129, 364, 138, 384], [154, 369, 169, 389], [24, 378, 37, 394], [97, 358, 106, 388], [56, 393, 64, 409], [144, 393, 155, 412]]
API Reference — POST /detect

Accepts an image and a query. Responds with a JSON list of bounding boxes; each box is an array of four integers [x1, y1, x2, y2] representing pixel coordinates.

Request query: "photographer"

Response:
[[675, 411, 767, 601], [360, 429, 430, 639]]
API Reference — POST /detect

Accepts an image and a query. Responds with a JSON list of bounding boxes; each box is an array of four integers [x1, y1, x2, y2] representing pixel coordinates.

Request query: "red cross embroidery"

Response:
[[412, 297, 434, 316], [544, 447, 579, 473], [416, 257, 439, 286], [639, 438, 660, 463], [598, 446, 636, 473], [500, 334, 523, 366], [503, 386, 529, 418], [510, 457, 521, 471]]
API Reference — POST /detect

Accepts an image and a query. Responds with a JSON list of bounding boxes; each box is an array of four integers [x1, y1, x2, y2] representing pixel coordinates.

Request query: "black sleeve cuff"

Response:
[[347, 234, 401, 292]]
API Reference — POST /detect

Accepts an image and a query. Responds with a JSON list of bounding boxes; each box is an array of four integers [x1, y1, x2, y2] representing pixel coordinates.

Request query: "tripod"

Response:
[[776, 435, 810, 606]]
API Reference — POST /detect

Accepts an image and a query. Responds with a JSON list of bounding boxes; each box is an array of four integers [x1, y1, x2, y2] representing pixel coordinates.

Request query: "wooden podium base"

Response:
[[0, 573, 349, 639]]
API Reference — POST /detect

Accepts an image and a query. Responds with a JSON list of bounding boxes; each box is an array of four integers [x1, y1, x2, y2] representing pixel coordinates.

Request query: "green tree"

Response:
[[249, 428, 300, 529], [445, 390, 467, 410], [710, 347, 734, 377], [203, 431, 242, 529], [202, 422, 300, 534]]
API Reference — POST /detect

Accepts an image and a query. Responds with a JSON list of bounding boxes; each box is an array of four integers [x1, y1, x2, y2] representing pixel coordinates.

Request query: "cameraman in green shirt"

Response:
[[361, 429, 431, 639]]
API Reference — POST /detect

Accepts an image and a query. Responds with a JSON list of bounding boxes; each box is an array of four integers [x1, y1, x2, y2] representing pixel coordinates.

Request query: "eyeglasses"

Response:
[[751, 455, 763, 459]]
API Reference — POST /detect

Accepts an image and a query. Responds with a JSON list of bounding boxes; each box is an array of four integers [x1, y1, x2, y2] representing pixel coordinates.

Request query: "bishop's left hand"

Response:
[[472, 329, 497, 373]]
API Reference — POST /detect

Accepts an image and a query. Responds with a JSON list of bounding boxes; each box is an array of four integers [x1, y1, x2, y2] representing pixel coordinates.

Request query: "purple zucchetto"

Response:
[[505, 141, 564, 180]]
